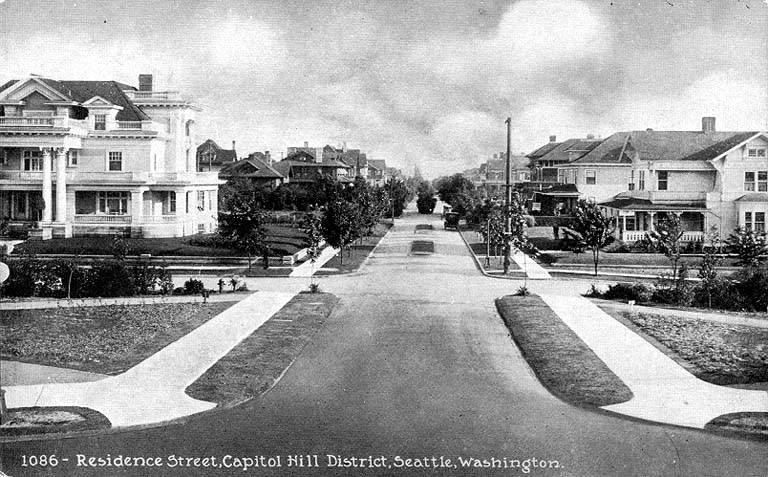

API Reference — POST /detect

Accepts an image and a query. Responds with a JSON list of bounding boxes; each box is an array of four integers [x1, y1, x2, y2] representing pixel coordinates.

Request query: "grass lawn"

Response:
[[599, 309, 768, 387], [185, 292, 339, 404], [0, 301, 236, 374], [316, 222, 391, 274], [13, 224, 308, 257], [495, 294, 633, 407], [540, 251, 741, 268]]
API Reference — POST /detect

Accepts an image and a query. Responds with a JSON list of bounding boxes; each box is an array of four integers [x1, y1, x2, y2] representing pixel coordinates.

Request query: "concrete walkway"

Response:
[[288, 245, 339, 277], [538, 294, 768, 429], [1, 361, 107, 386], [3, 290, 295, 427], [511, 250, 551, 279], [594, 298, 768, 329]]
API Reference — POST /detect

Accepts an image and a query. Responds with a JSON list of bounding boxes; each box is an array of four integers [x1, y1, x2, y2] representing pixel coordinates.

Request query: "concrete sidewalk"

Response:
[[3, 290, 295, 427], [0, 293, 245, 310], [511, 250, 551, 279], [289, 246, 340, 277], [1, 360, 107, 386], [538, 294, 768, 429]]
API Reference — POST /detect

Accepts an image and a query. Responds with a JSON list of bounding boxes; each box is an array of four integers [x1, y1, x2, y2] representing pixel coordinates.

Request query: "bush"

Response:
[[602, 282, 652, 302], [583, 283, 603, 298], [732, 266, 768, 312], [603, 239, 630, 253], [184, 278, 206, 295], [692, 277, 745, 311], [87, 261, 135, 297], [651, 284, 694, 306]]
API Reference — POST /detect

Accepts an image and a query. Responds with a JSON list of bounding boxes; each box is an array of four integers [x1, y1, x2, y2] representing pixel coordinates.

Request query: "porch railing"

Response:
[[622, 230, 705, 242], [140, 215, 179, 223], [0, 171, 43, 181], [73, 215, 132, 224]]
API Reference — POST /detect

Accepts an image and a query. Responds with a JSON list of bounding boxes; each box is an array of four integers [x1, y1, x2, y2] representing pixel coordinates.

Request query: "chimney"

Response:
[[586, 134, 595, 140], [304, 141, 309, 148], [646, 128, 653, 132], [265, 151, 271, 165], [702, 116, 716, 134], [549, 135, 557, 143], [232, 140, 236, 152], [342, 141, 347, 152], [138, 74, 153, 92], [493, 153, 497, 159]]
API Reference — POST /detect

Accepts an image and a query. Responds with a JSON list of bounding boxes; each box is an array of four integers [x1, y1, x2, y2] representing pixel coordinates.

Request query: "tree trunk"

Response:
[[593, 248, 599, 276]]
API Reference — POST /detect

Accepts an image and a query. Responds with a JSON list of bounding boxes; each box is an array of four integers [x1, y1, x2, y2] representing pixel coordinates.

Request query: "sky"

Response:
[[1, 0, 766, 178]]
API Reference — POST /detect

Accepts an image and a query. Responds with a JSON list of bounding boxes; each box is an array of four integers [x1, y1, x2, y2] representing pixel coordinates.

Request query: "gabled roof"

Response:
[[220, 157, 283, 179], [368, 159, 387, 171], [196, 139, 237, 163], [0, 77, 149, 121], [487, 155, 530, 171], [578, 130, 760, 164]]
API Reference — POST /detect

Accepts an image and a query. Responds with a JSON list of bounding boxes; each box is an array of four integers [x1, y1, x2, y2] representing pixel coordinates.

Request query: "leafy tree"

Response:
[[502, 190, 536, 275], [563, 200, 616, 276], [218, 194, 269, 271], [697, 250, 722, 308], [385, 178, 409, 218], [302, 211, 324, 289], [416, 181, 437, 214], [727, 226, 767, 268], [477, 203, 506, 261], [641, 214, 685, 282], [321, 199, 360, 265]]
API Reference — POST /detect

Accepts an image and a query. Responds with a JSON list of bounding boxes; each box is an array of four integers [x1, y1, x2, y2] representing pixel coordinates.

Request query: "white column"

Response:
[[648, 212, 656, 232], [622, 215, 627, 240], [131, 190, 144, 223], [55, 148, 67, 222], [41, 147, 52, 223]]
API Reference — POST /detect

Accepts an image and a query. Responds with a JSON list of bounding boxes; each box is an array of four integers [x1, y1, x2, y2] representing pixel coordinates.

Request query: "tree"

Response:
[[503, 190, 537, 275], [416, 181, 437, 214], [302, 211, 324, 288], [563, 200, 616, 276], [641, 214, 685, 282], [218, 194, 269, 272], [385, 178, 409, 218], [727, 226, 767, 268], [697, 250, 722, 308], [321, 199, 359, 266]]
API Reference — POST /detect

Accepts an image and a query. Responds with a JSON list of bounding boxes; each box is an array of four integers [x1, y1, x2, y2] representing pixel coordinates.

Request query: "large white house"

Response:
[[0, 74, 221, 239]]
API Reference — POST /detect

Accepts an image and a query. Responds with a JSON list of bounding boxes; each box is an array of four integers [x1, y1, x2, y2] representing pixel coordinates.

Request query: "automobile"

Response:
[[444, 212, 460, 230], [441, 205, 452, 219]]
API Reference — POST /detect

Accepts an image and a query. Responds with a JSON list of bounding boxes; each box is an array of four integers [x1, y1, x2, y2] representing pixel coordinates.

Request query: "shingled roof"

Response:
[[0, 77, 149, 121], [196, 139, 237, 164], [574, 130, 759, 164], [219, 157, 283, 179], [527, 141, 560, 159]]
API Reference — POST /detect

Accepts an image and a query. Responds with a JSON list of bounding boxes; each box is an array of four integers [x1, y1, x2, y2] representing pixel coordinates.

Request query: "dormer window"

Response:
[[94, 114, 106, 131], [747, 147, 767, 158]]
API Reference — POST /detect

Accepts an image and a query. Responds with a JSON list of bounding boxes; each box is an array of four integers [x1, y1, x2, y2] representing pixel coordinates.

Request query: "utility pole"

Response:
[[503, 117, 512, 274]]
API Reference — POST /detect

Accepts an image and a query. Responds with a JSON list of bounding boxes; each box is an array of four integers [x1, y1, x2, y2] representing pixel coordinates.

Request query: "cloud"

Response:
[[204, 16, 287, 81]]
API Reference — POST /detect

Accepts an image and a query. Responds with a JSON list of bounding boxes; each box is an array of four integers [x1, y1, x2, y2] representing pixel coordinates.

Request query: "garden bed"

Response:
[[0, 301, 236, 374], [0, 407, 110, 436], [598, 309, 768, 387], [186, 292, 338, 404], [495, 295, 633, 407]]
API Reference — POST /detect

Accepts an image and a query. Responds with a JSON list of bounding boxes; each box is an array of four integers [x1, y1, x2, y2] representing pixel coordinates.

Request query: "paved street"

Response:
[[2, 208, 767, 476]]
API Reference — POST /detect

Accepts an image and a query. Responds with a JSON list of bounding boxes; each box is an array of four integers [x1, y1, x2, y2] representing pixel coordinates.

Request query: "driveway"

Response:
[[1, 208, 766, 476]]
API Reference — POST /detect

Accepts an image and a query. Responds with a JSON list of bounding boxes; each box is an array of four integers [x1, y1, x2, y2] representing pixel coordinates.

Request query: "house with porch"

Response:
[[367, 159, 387, 187], [219, 155, 284, 188], [480, 153, 530, 198], [0, 74, 221, 239], [197, 138, 237, 173], [272, 149, 352, 185], [595, 118, 767, 244]]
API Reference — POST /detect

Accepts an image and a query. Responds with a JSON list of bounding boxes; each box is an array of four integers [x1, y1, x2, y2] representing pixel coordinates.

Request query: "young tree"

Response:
[[727, 226, 767, 268], [218, 194, 268, 272], [302, 211, 324, 289], [641, 213, 685, 282], [697, 250, 722, 308], [321, 199, 359, 266], [503, 190, 537, 275], [563, 200, 616, 276]]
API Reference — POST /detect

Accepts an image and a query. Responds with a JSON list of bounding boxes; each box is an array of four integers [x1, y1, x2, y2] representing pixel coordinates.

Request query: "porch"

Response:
[[614, 210, 706, 243]]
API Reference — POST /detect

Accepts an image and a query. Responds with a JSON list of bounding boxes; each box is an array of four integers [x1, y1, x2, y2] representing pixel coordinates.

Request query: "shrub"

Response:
[[309, 283, 320, 293], [732, 266, 768, 312], [183, 278, 206, 295], [87, 261, 135, 297], [514, 285, 530, 296], [2, 258, 38, 297], [602, 282, 652, 302], [692, 277, 744, 311], [603, 239, 630, 253], [583, 283, 603, 298], [236, 283, 249, 292]]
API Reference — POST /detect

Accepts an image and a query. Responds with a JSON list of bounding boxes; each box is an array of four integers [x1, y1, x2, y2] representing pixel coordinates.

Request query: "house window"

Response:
[[197, 191, 205, 211], [68, 149, 78, 166], [108, 151, 122, 171], [745, 212, 753, 230], [628, 170, 635, 190], [0, 148, 6, 165], [557, 169, 564, 183], [170, 192, 176, 213], [586, 170, 596, 185], [745, 172, 756, 191], [97, 191, 129, 215], [197, 223, 206, 234], [23, 150, 42, 171], [638, 171, 645, 190], [624, 217, 636, 231], [759, 171, 768, 192], [747, 147, 767, 158], [657, 171, 668, 191], [207, 190, 213, 210], [94, 114, 106, 131], [756, 212, 766, 232]]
